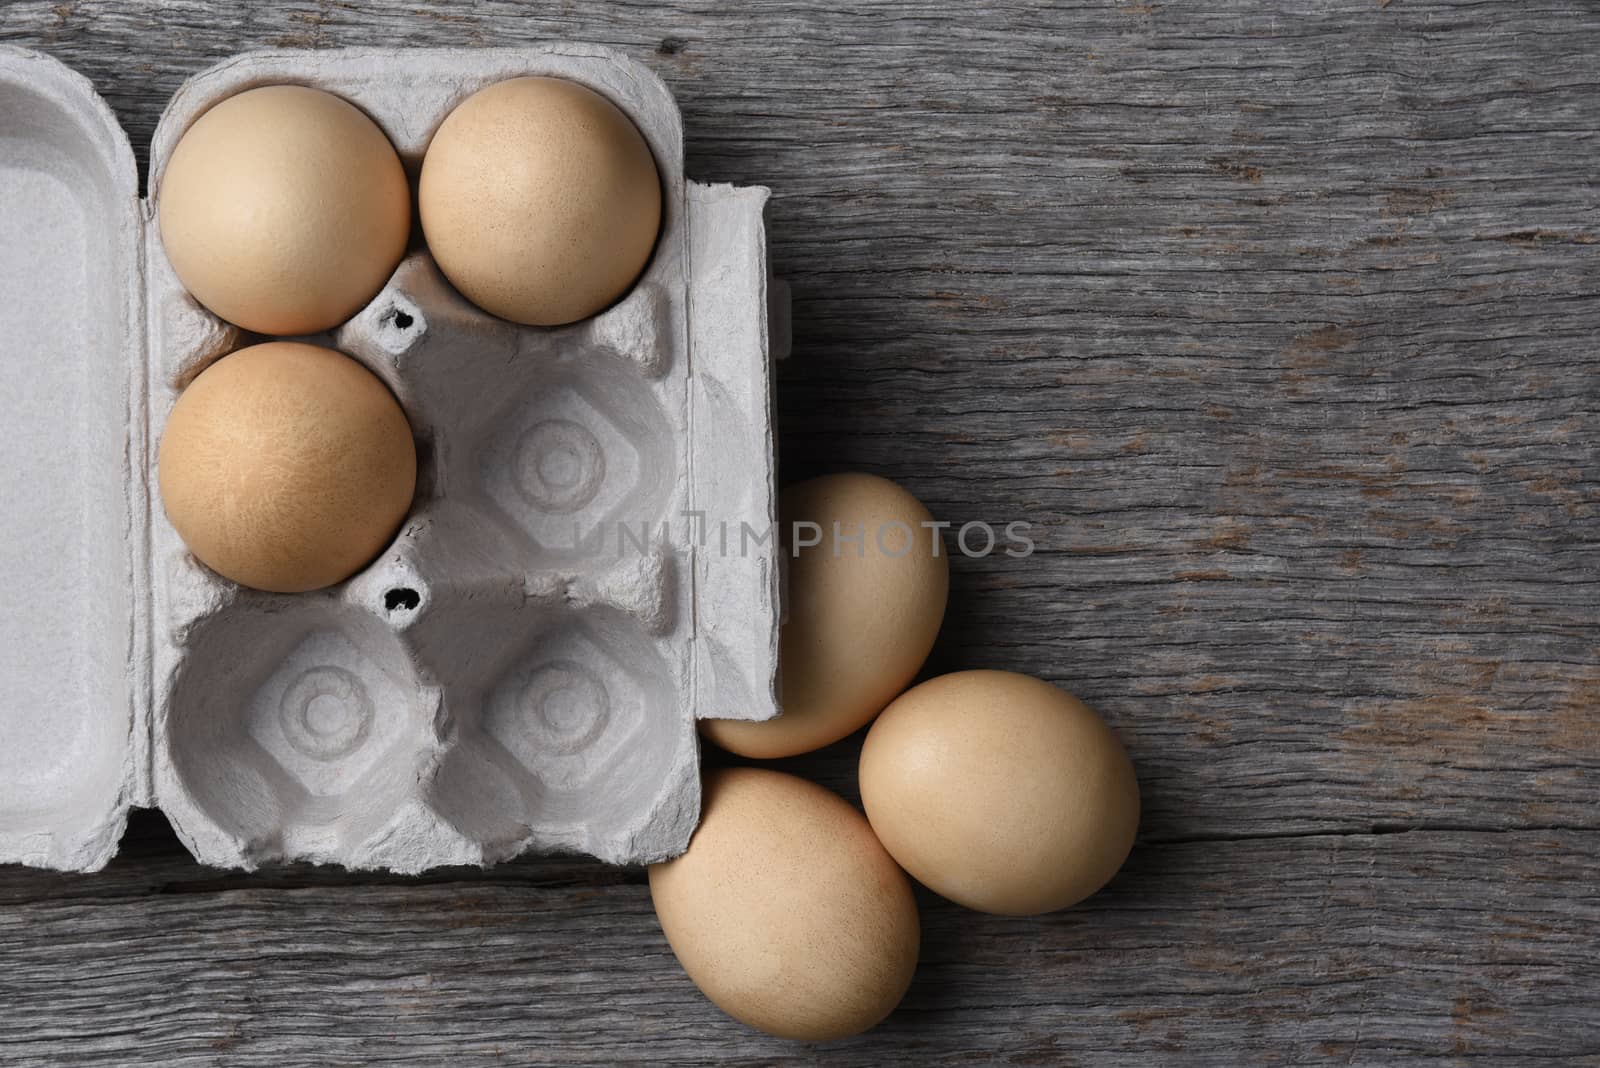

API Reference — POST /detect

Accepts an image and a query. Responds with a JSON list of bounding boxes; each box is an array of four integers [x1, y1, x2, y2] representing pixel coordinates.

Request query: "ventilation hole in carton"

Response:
[[381, 305, 416, 331], [384, 588, 421, 612]]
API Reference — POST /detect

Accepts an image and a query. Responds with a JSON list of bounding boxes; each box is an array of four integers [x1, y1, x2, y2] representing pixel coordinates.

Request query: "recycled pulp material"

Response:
[[0, 45, 786, 873]]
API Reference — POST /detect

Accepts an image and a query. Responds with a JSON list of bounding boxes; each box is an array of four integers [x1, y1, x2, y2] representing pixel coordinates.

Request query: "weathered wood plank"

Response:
[[1, 814, 1597, 1066], [0, 0, 1595, 1062]]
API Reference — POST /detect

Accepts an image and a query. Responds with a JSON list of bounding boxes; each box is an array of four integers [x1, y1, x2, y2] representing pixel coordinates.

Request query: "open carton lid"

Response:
[[0, 47, 146, 870]]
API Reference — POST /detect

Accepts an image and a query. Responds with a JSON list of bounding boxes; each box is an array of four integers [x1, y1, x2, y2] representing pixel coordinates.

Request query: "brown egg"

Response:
[[859, 670, 1140, 916], [157, 342, 416, 593], [158, 85, 410, 335], [702, 473, 948, 759], [648, 768, 919, 1041], [418, 76, 662, 325]]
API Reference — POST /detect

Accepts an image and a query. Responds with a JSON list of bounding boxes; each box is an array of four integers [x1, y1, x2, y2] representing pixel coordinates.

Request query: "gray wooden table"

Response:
[[3, 1, 1597, 1064]]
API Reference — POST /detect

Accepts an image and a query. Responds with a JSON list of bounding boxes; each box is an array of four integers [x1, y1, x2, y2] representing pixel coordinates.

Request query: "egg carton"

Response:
[[0, 45, 787, 873]]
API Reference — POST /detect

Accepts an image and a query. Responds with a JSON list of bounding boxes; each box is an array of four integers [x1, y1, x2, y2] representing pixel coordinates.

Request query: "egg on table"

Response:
[[419, 76, 662, 325], [158, 85, 411, 336], [859, 670, 1140, 916], [702, 473, 949, 759], [648, 768, 920, 1041], [157, 341, 417, 593]]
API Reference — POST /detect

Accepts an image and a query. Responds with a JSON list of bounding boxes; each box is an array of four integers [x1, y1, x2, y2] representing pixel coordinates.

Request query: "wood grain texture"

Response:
[[2, 812, 1598, 1067], [1, 0, 1596, 1063]]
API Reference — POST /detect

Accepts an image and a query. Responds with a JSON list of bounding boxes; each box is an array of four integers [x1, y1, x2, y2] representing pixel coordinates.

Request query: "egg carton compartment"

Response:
[[160, 598, 442, 868], [416, 597, 697, 865], [0, 44, 782, 872], [338, 254, 685, 580]]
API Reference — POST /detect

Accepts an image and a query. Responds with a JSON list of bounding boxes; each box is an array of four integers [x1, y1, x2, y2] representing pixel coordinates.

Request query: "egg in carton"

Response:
[[0, 45, 787, 872]]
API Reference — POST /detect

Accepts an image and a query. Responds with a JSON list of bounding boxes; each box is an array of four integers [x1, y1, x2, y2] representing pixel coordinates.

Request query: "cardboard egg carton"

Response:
[[0, 45, 786, 873]]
